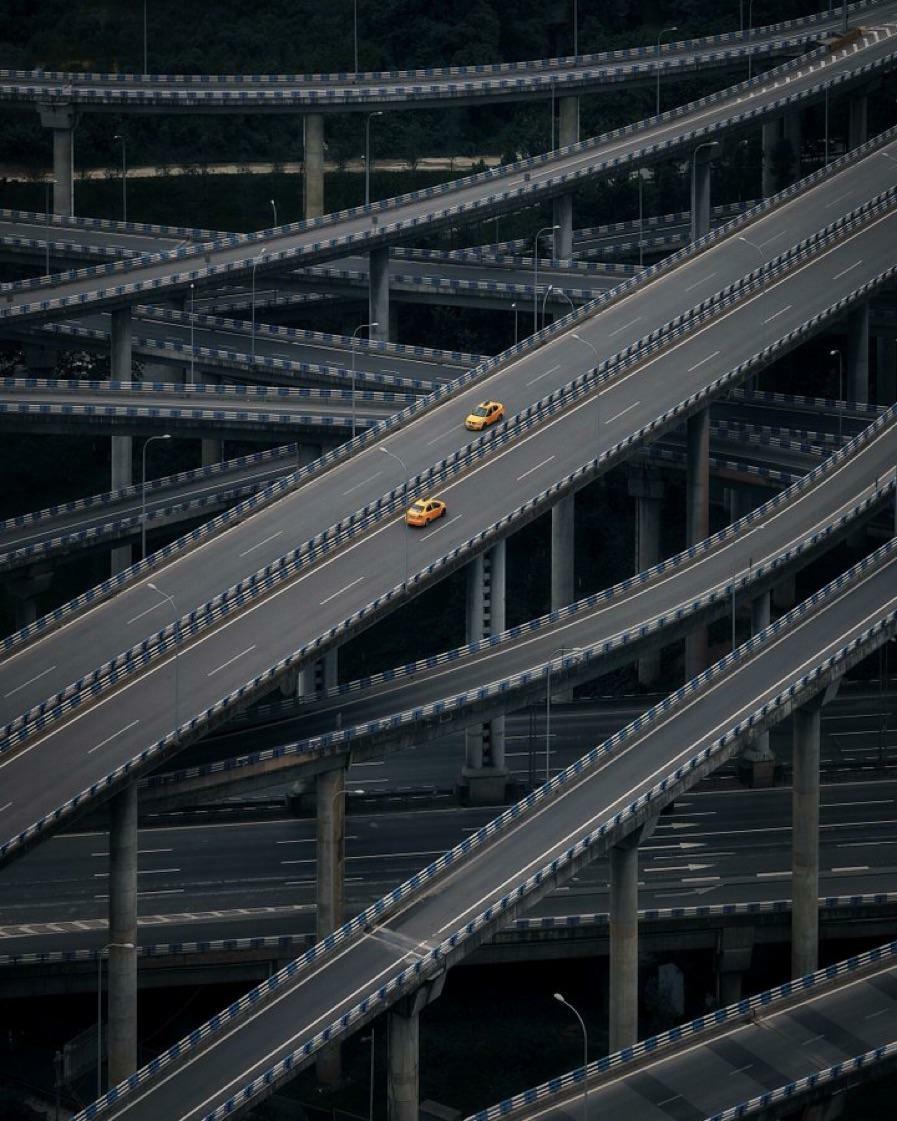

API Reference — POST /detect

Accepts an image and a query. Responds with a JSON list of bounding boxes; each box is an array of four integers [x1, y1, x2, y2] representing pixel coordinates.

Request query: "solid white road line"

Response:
[[87, 719, 140, 755], [3, 665, 57, 699], [207, 645, 256, 678], [516, 455, 555, 482], [239, 531, 284, 558], [319, 576, 365, 606]]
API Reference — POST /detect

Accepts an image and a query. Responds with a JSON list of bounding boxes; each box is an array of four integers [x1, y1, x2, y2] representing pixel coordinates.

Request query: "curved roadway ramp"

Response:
[[3, 131, 897, 867], [3, 27, 896, 324], [469, 943, 897, 1121], [69, 544, 897, 1121], [0, 7, 875, 112]]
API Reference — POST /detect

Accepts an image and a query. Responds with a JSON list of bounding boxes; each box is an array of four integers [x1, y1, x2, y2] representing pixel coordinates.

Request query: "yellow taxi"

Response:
[[405, 496, 447, 527], [464, 400, 505, 431]]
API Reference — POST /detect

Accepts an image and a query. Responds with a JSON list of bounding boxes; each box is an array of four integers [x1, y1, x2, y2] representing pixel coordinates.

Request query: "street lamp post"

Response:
[[534, 224, 560, 333], [189, 283, 195, 385], [140, 433, 171, 560], [143, 0, 148, 73], [379, 446, 409, 587], [250, 248, 266, 362], [541, 284, 554, 330], [270, 198, 278, 228], [365, 111, 383, 207], [351, 321, 378, 439], [546, 646, 583, 782], [571, 331, 600, 429], [655, 26, 678, 117], [113, 134, 127, 223], [830, 348, 844, 443], [555, 289, 576, 317], [147, 582, 180, 734], [554, 991, 588, 1120]]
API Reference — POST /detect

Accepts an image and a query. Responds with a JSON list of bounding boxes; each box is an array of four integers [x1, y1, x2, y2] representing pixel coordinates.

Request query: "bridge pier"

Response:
[[792, 692, 826, 979], [761, 119, 779, 198], [110, 307, 135, 573], [739, 590, 776, 786], [551, 96, 579, 260], [784, 109, 802, 182], [107, 782, 138, 1088], [847, 301, 870, 404], [38, 103, 78, 217], [848, 92, 868, 150], [315, 764, 347, 1087], [304, 113, 325, 220], [201, 437, 224, 467], [550, 494, 576, 704], [684, 409, 710, 679], [629, 468, 665, 686], [369, 246, 390, 343], [461, 542, 508, 803], [609, 821, 655, 1051], [387, 976, 445, 1121], [716, 926, 755, 1006], [877, 334, 897, 404], [690, 144, 714, 241]]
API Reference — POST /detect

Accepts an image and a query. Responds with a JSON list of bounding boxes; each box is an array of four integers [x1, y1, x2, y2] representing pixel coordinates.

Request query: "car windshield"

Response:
[[411, 500, 427, 511], [473, 406, 489, 417]]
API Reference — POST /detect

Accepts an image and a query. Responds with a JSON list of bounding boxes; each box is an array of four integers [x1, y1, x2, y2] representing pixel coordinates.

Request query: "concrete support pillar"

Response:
[[7, 567, 53, 631], [801, 1097, 845, 1121], [38, 104, 78, 217], [609, 834, 640, 1051], [876, 335, 897, 404], [462, 542, 508, 803], [201, 438, 224, 467], [761, 118, 780, 198], [716, 926, 755, 1007], [792, 696, 822, 979], [847, 301, 870, 404], [298, 649, 339, 698], [784, 109, 802, 182], [315, 765, 346, 1087], [629, 469, 665, 687], [388, 1001, 419, 1121], [685, 409, 709, 679], [551, 493, 575, 611], [848, 93, 868, 150], [369, 246, 390, 344], [110, 434, 133, 575], [107, 783, 138, 1087], [304, 113, 324, 220], [552, 193, 573, 261], [109, 306, 136, 578], [550, 97, 578, 261], [690, 146, 713, 242], [773, 572, 796, 611], [739, 591, 775, 786]]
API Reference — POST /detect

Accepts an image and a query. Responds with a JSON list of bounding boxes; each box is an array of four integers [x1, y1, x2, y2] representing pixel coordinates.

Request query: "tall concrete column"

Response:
[[848, 93, 868, 150], [369, 246, 390, 343], [784, 109, 802, 182], [304, 113, 325, 220], [740, 591, 775, 786], [315, 765, 346, 1087], [685, 409, 710, 679], [717, 926, 755, 1007], [8, 566, 53, 630], [792, 696, 822, 979], [462, 542, 508, 803], [876, 334, 897, 404], [761, 118, 780, 198], [110, 308, 134, 573], [38, 104, 78, 217], [298, 649, 339, 698], [690, 146, 713, 241], [388, 1000, 419, 1121], [629, 469, 665, 687], [107, 783, 138, 1087], [847, 301, 870, 404], [201, 438, 224, 467], [550, 96, 579, 260], [609, 834, 640, 1051], [551, 493, 575, 611]]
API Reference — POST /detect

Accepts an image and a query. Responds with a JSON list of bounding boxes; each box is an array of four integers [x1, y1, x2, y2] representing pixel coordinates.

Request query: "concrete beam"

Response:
[[305, 113, 324, 220], [107, 783, 138, 1086], [685, 409, 710, 679]]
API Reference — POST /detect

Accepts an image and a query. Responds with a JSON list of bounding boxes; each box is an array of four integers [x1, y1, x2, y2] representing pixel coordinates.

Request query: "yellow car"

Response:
[[405, 497, 447, 527], [465, 400, 505, 431]]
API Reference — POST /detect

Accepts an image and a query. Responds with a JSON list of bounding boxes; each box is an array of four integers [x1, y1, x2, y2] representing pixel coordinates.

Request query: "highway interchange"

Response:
[[1, 10, 897, 1121]]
